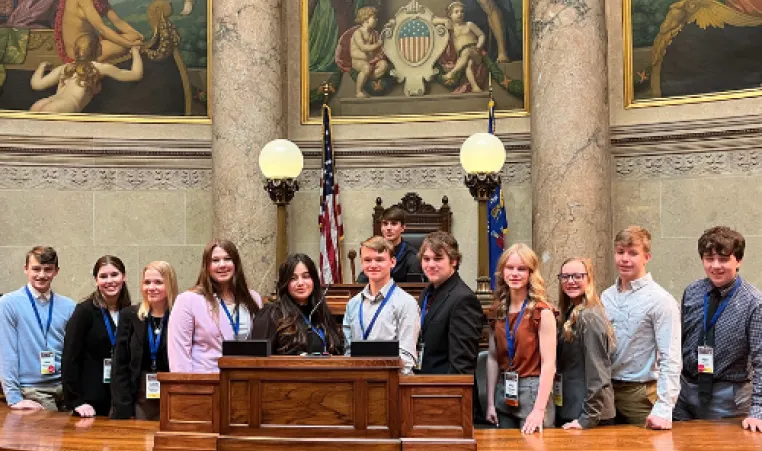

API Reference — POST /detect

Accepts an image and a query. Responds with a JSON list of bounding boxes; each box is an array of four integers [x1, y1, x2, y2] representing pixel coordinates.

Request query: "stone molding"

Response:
[[4, 113, 762, 187]]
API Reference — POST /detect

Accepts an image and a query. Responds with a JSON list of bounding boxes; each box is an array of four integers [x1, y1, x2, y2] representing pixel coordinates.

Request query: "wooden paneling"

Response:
[[158, 372, 220, 434], [261, 381, 354, 425], [399, 375, 474, 447], [368, 382, 389, 427]]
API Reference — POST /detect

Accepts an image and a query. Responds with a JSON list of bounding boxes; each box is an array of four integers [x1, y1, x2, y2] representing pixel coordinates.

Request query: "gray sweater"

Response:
[[556, 306, 616, 428]]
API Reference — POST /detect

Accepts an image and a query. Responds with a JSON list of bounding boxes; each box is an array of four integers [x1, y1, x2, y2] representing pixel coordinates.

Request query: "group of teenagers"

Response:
[[0, 205, 760, 436]]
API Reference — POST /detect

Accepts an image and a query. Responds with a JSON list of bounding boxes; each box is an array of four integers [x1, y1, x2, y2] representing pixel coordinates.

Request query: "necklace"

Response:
[[150, 316, 162, 335]]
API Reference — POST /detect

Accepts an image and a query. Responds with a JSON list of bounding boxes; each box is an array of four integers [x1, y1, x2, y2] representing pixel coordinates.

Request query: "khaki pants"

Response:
[[20, 384, 66, 412], [613, 380, 657, 425]]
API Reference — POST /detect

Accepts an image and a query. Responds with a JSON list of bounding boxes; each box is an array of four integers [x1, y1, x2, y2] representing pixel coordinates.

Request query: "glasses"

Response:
[[557, 273, 587, 283]]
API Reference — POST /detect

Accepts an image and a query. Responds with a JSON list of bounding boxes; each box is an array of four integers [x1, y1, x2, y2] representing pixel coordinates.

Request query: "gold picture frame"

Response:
[[0, 0, 212, 124], [623, 0, 762, 109], [300, 0, 530, 124]]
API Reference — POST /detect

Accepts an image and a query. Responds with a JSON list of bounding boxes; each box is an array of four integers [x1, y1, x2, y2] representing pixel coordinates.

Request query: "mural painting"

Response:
[[303, 0, 527, 122], [627, 0, 762, 106], [0, 0, 208, 120]]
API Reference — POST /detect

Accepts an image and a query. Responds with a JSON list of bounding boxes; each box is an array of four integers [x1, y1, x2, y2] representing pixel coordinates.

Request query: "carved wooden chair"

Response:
[[347, 192, 452, 282]]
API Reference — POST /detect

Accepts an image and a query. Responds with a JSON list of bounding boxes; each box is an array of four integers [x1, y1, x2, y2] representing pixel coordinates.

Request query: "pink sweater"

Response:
[[167, 290, 262, 373]]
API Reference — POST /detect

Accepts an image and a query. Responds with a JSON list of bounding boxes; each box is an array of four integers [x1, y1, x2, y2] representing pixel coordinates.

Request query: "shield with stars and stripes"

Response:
[[397, 18, 432, 65]]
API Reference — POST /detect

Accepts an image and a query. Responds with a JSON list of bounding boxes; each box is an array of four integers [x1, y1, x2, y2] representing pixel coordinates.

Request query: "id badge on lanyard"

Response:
[[415, 342, 425, 371], [40, 351, 55, 375], [698, 345, 714, 374], [146, 373, 161, 399], [503, 371, 519, 407], [553, 374, 563, 406], [102, 358, 112, 383]]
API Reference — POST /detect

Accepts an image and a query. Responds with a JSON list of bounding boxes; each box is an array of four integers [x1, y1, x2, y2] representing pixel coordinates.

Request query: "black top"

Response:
[[417, 272, 484, 374], [62, 299, 118, 416], [251, 301, 344, 355], [110, 305, 169, 419], [357, 240, 425, 283]]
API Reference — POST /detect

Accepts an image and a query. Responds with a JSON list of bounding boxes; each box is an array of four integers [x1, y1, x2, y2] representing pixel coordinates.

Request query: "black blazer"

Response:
[[357, 240, 425, 283], [62, 299, 118, 415], [418, 272, 484, 374], [110, 305, 169, 419]]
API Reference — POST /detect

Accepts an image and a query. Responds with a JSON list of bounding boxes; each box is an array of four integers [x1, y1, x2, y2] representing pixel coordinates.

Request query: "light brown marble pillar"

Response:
[[212, 1, 284, 292], [530, 0, 612, 294]]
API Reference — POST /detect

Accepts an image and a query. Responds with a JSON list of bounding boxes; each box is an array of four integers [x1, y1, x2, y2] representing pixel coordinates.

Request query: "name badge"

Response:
[[40, 351, 55, 375], [146, 373, 161, 399], [103, 358, 112, 383], [503, 371, 519, 407], [698, 345, 714, 374], [553, 374, 563, 407], [415, 342, 425, 371]]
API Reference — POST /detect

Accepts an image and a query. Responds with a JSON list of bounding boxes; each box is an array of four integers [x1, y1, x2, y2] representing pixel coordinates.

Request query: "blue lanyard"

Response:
[[219, 298, 240, 339], [420, 292, 430, 328], [395, 242, 407, 261], [100, 308, 118, 350], [301, 313, 326, 349], [25, 286, 54, 348], [147, 312, 164, 371], [359, 283, 397, 340], [505, 298, 528, 366], [703, 277, 742, 335]]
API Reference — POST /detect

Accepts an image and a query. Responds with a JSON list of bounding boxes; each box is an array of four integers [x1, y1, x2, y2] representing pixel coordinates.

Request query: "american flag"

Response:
[[318, 104, 344, 284], [398, 18, 431, 64]]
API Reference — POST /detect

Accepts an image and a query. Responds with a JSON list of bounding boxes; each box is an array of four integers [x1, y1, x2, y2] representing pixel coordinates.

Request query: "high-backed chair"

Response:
[[348, 192, 452, 282]]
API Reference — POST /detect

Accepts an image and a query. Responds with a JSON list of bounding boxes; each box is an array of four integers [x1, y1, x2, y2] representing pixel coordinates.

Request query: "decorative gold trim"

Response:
[[624, 0, 762, 108], [0, 0, 212, 123], [300, 0, 531, 124]]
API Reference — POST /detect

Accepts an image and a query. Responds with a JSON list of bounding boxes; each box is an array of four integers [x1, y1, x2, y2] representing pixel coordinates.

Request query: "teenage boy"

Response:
[[344, 236, 420, 373], [357, 206, 423, 283], [602, 226, 681, 429], [674, 226, 762, 432], [417, 231, 483, 374], [0, 246, 76, 410]]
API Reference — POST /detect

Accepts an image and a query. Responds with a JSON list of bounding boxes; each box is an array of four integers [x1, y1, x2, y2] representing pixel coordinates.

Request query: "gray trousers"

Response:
[[20, 384, 66, 411], [494, 376, 555, 429], [673, 375, 752, 421]]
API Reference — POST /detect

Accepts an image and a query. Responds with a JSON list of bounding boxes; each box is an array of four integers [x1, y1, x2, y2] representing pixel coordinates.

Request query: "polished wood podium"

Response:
[[154, 356, 475, 451]]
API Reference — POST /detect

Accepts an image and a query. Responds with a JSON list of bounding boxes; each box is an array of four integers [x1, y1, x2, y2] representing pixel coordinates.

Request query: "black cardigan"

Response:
[[61, 299, 119, 415], [110, 305, 169, 419]]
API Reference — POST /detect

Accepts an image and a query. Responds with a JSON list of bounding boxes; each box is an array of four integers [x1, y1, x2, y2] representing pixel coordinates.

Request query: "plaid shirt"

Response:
[[681, 277, 762, 418]]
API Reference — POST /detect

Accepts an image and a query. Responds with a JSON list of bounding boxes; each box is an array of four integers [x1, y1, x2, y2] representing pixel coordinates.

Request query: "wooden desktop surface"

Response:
[[0, 406, 759, 451]]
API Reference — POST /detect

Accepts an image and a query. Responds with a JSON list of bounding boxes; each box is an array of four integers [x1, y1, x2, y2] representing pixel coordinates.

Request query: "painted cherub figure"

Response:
[[349, 6, 389, 98], [434, 1, 486, 92], [30, 34, 143, 113]]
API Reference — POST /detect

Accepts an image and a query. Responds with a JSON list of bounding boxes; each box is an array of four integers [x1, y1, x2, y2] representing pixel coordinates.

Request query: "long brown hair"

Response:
[[85, 255, 131, 310], [61, 34, 102, 95], [491, 243, 549, 320], [557, 257, 615, 344], [193, 239, 259, 316], [270, 254, 344, 354]]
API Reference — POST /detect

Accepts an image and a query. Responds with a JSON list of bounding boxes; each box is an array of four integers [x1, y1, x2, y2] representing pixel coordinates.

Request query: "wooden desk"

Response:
[[324, 283, 427, 315], [156, 357, 476, 451], [0, 405, 760, 451]]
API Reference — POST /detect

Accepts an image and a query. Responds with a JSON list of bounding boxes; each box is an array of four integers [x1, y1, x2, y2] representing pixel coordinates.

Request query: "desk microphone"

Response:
[[306, 284, 330, 355]]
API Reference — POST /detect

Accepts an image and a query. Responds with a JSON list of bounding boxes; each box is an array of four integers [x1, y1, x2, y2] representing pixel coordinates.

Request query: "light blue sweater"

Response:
[[0, 286, 75, 405]]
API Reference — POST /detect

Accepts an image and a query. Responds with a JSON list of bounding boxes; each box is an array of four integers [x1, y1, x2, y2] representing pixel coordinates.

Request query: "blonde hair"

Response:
[[355, 6, 377, 24], [615, 226, 652, 253], [61, 33, 102, 95], [446, 1, 465, 17], [492, 243, 549, 319], [360, 235, 394, 257], [138, 261, 179, 321], [557, 258, 614, 344]]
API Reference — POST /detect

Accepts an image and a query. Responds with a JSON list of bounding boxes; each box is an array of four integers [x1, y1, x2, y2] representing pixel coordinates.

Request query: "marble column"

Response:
[[212, 1, 284, 292], [530, 0, 612, 294]]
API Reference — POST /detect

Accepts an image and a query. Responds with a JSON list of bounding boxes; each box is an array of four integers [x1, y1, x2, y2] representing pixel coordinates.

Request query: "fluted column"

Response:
[[212, 1, 284, 292], [530, 0, 612, 294]]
